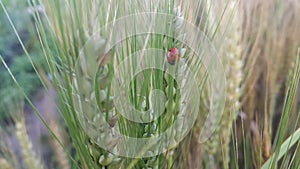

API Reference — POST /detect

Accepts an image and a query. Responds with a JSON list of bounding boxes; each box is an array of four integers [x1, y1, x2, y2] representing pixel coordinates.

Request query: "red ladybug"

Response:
[[167, 48, 180, 65]]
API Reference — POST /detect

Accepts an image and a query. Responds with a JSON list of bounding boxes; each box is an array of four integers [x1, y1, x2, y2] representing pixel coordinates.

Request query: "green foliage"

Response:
[[0, 0, 29, 58], [0, 0, 46, 120], [0, 53, 45, 119]]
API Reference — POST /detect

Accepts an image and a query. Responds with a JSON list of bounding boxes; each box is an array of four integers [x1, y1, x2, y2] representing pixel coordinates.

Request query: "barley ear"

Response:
[[0, 158, 14, 169], [15, 120, 45, 169]]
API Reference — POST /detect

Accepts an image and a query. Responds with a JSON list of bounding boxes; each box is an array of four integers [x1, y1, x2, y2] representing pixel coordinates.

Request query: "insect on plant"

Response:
[[167, 47, 180, 65]]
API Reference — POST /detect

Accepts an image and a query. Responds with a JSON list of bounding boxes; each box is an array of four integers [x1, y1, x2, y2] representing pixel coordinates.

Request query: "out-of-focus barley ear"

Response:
[[15, 119, 45, 169], [200, 0, 223, 165], [219, 0, 243, 168], [201, 1, 243, 168], [0, 99, 23, 169], [0, 158, 13, 169]]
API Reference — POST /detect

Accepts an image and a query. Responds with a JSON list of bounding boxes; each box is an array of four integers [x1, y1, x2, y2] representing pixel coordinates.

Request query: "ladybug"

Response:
[[167, 47, 180, 65]]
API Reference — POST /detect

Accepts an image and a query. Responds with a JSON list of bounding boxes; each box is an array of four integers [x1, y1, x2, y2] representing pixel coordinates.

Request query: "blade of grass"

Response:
[[261, 128, 300, 169], [263, 51, 300, 169]]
